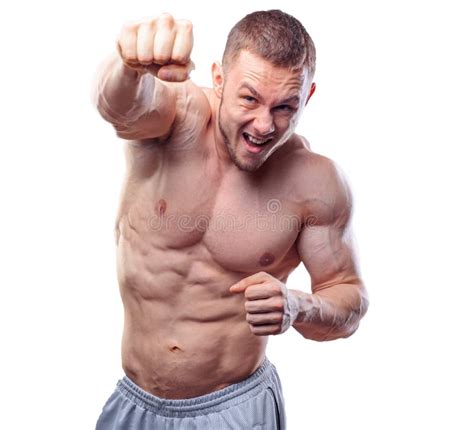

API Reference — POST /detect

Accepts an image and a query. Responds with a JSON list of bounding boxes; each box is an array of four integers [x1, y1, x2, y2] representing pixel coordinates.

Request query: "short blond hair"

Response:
[[222, 10, 316, 78]]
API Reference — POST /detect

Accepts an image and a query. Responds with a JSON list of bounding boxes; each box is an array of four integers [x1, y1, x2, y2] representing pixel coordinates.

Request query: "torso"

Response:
[[116, 82, 316, 398]]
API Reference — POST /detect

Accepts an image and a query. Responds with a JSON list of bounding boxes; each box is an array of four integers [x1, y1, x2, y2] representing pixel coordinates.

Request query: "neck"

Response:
[[209, 92, 234, 167]]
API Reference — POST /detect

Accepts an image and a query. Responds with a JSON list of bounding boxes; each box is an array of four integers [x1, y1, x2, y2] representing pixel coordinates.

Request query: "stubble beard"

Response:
[[218, 100, 262, 173]]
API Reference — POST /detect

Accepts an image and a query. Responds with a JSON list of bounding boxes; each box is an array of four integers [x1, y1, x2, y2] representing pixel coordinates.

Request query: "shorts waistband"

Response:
[[116, 357, 275, 417]]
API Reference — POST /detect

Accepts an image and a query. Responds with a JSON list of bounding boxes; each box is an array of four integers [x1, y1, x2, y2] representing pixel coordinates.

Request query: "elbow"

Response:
[[338, 295, 369, 339], [297, 325, 345, 342], [322, 322, 360, 341], [358, 292, 370, 326], [300, 309, 367, 343], [359, 283, 370, 317], [310, 323, 359, 342], [336, 297, 369, 340], [339, 322, 361, 339]]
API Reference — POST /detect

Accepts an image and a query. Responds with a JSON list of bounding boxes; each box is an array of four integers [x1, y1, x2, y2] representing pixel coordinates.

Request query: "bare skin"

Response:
[[93, 14, 368, 399]]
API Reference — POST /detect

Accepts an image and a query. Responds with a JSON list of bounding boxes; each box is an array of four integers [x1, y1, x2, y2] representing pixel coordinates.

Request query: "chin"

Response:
[[222, 137, 259, 172], [230, 153, 263, 172], [234, 160, 262, 172]]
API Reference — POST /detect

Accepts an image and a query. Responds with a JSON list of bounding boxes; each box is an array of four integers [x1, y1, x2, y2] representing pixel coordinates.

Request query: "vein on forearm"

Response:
[[290, 282, 368, 341]]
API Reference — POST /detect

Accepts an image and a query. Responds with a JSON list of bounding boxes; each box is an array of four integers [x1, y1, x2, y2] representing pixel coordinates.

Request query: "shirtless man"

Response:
[[93, 9, 368, 430]]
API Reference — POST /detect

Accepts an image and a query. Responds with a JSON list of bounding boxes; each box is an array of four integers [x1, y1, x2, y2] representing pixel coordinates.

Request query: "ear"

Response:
[[212, 61, 224, 99], [305, 82, 316, 106]]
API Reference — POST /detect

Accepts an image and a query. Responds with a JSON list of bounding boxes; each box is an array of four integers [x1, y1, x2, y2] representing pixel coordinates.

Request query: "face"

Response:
[[213, 50, 315, 172]]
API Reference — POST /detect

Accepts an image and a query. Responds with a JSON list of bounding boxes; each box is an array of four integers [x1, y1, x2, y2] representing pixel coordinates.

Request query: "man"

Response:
[[93, 9, 368, 429]]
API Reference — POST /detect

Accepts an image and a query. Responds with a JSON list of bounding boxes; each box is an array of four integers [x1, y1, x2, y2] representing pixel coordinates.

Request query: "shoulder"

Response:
[[286, 135, 353, 227]]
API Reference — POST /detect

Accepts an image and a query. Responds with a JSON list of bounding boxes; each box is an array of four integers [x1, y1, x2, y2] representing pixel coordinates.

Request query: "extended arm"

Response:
[[91, 14, 194, 140], [92, 54, 176, 139]]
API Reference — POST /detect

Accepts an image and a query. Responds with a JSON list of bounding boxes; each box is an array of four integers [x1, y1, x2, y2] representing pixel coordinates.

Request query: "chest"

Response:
[[120, 156, 302, 273]]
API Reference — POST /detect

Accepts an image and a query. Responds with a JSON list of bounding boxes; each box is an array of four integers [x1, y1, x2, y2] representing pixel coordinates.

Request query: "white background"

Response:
[[1, 0, 473, 428]]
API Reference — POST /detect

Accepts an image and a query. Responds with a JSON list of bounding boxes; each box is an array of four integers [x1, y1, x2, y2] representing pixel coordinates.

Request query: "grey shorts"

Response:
[[95, 357, 286, 430]]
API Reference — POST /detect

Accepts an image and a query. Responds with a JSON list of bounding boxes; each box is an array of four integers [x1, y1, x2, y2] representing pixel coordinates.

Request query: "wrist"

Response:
[[287, 289, 303, 325], [288, 289, 321, 325]]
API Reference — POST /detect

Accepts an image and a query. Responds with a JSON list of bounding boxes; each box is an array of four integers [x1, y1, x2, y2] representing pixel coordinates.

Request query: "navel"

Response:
[[259, 252, 275, 267], [169, 345, 181, 352], [155, 198, 167, 216]]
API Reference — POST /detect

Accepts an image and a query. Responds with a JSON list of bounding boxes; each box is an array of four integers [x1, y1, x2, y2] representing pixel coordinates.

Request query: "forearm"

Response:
[[289, 283, 369, 341], [92, 53, 159, 124]]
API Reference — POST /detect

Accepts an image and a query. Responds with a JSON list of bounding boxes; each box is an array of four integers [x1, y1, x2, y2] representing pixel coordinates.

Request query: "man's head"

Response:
[[212, 10, 316, 172]]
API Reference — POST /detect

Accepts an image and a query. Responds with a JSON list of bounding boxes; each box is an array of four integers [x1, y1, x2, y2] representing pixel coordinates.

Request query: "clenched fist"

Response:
[[229, 272, 300, 336], [117, 13, 195, 82]]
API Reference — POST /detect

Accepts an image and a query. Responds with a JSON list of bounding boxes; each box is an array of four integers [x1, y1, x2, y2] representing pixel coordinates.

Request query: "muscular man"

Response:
[[93, 9, 368, 429]]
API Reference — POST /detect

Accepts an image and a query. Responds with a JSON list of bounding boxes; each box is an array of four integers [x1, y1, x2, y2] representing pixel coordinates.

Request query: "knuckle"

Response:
[[271, 285, 282, 295], [144, 18, 157, 29], [177, 19, 193, 31], [141, 20, 157, 34], [275, 301, 284, 311], [158, 13, 175, 28], [269, 324, 279, 333], [150, 17, 160, 28]]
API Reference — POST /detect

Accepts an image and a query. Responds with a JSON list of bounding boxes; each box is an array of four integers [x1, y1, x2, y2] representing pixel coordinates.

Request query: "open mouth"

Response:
[[242, 132, 273, 154]]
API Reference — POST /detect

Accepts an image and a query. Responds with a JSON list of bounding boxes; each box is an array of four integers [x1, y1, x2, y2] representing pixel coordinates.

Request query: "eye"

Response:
[[276, 105, 295, 112], [242, 95, 257, 103]]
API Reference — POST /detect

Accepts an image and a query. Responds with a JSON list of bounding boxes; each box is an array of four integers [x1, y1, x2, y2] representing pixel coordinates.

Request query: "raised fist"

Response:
[[117, 13, 194, 82]]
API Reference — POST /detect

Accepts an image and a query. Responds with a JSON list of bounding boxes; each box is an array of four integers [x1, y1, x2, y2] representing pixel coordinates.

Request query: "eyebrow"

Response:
[[240, 83, 261, 98], [239, 83, 300, 105]]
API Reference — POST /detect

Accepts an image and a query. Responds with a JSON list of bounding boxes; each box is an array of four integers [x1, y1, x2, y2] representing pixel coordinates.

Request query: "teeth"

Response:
[[245, 133, 271, 145]]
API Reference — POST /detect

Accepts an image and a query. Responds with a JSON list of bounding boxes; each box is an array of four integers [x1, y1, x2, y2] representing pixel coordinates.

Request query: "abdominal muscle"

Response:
[[116, 228, 267, 399]]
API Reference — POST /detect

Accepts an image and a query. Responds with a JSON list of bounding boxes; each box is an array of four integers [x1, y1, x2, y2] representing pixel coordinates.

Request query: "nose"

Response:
[[253, 109, 275, 136]]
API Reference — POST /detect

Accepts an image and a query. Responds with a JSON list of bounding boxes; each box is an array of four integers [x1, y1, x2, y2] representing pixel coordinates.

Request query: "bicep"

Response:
[[296, 156, 364, 291], [296, 222, 361, 292]]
